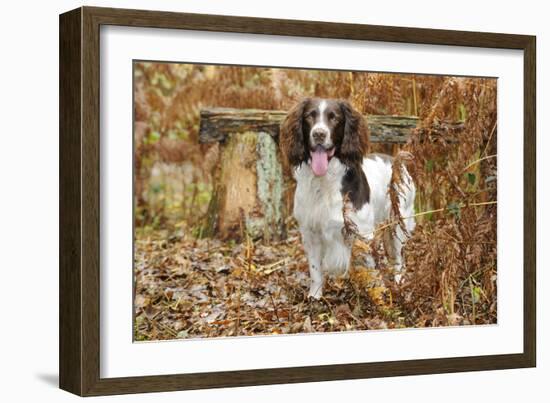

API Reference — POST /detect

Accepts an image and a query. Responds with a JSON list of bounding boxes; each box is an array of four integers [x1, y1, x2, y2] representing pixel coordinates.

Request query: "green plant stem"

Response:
[[367, 200, 497, 237], [462, 154, 497, 172]]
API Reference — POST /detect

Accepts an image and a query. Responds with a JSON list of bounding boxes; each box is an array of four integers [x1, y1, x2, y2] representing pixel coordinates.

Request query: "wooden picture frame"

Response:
[[59, 6, 536, 396]]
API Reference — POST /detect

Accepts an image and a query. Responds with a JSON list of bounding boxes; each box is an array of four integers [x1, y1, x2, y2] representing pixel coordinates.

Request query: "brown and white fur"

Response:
[[280, 98, 415, 299]]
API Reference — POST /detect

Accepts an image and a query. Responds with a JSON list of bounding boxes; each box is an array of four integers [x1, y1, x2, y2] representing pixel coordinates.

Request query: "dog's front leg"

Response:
[[383, 225, 406, 283], [301, 229, 324, 299]]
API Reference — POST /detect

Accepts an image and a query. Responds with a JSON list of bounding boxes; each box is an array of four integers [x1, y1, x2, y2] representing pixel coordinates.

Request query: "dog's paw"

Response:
[[390, 264, 404, 285], [394, 273, 403, 284], [307, 288, 323, 300]]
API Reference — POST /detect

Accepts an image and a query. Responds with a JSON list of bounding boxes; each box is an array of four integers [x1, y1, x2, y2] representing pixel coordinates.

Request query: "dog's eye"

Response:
[[328, 112, 336, 121], [309, 110, 317, 118]]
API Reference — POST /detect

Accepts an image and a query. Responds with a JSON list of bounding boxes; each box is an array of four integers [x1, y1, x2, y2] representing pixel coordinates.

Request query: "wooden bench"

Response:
[[198, 107, 458, 241]]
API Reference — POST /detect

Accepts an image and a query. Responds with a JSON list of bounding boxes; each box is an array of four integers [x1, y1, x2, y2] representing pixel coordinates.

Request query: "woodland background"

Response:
[[133, 62, 497, 341]]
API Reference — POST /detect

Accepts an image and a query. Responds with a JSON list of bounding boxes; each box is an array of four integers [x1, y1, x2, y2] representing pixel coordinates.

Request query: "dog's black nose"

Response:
[[312, 129, 327, 144]]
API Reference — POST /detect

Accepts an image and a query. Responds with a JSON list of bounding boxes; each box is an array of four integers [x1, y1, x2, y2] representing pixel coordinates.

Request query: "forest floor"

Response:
[[134, 226, 496, 341]]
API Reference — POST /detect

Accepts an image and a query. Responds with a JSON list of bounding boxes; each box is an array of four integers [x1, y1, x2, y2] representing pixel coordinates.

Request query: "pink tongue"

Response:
[[311, 147, 329, 176]]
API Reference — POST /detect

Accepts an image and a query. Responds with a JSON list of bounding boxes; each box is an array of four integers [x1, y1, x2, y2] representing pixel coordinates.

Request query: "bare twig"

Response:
[[481, 120, 497, 158], [269, 292, 281, 322], [234, 286, 241, 335]]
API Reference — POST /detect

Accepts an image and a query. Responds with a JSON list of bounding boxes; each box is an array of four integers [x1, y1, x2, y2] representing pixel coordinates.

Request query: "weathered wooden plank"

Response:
[[199, 107, 419, 144], [199, 107, 464, 145], [199, 108, 284, 142]]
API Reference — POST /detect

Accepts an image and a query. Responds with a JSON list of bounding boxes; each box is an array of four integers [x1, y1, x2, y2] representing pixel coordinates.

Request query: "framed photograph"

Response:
[[59, 6, 536, 396]]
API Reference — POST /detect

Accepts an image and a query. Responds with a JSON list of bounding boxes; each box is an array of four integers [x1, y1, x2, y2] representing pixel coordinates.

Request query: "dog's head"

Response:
[[280, 98, 369, 176]]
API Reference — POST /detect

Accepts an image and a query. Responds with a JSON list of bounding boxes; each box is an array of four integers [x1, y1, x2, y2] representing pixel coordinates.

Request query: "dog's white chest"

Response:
[[292, 160, 347, 232]]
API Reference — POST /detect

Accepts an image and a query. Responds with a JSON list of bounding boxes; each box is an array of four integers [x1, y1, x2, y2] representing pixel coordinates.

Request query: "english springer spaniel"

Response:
[[280, 98, 416, 299]]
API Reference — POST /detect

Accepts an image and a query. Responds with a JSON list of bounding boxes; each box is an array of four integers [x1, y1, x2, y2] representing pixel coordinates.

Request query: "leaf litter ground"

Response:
[[134, 222, 495, 341]]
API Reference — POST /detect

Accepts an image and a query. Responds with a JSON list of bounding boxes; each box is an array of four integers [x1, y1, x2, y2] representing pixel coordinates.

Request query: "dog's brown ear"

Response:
[[280, 98, 310, 169], [339, 100, 369, 165]]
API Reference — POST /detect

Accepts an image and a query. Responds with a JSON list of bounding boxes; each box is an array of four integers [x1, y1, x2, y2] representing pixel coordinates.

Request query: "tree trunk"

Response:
[[202, 131, 285, 242]]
